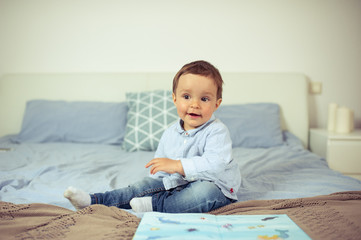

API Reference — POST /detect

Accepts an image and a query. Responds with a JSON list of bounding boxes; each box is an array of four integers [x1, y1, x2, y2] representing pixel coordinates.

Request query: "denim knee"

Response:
[[131, 177, 165, 197], [190, 180, 228, 204], [153, 180, 232, 213]]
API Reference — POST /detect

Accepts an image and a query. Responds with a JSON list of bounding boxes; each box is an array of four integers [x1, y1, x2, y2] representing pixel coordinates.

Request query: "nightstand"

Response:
[[309, 128, 361, 181]]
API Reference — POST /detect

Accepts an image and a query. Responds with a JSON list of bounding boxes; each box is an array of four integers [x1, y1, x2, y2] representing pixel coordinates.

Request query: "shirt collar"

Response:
[[176, 114, 216, 136]]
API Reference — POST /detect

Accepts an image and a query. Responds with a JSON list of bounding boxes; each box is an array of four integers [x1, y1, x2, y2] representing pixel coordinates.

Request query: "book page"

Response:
[[133, 212, 220, 239], [133, 212, 311, 240]]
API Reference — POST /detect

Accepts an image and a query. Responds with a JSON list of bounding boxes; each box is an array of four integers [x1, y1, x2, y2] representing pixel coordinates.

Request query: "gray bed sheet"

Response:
[[1, 132, 360, 211]]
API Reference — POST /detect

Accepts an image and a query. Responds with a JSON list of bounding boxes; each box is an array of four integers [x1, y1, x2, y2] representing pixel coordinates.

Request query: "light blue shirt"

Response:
[[152, 115, 241, 200]]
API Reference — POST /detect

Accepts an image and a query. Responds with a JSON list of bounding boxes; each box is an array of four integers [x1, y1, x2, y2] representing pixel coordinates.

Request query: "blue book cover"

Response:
[[133, 212, 311, 240]]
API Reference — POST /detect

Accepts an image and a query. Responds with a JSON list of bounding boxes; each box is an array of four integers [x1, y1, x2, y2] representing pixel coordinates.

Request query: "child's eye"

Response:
[[183, 95, 190, 100], [201, 97, 210, 102]]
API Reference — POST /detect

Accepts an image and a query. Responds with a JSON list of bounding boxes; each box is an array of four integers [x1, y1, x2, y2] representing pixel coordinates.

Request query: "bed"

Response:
[[0, 72, 360, 239]]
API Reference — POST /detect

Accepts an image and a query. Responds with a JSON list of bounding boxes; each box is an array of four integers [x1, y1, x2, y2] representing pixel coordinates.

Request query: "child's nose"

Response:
[[190, 99, 200, 108]]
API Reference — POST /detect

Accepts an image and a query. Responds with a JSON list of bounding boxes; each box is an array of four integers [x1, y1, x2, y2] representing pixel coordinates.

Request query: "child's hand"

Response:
[[145, 158, 185, 176]]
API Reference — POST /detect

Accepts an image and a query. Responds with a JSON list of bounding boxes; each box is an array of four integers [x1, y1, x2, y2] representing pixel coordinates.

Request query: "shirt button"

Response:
[[184, 140, 187, 144]]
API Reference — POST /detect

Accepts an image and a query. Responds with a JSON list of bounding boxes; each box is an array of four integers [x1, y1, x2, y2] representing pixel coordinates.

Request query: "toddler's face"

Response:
[[173, 74, 221, 131]]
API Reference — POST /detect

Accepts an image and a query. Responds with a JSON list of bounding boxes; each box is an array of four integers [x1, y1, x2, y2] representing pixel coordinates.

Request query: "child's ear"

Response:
[[172, 93, 176, 105], [215, 98, 222, 110]]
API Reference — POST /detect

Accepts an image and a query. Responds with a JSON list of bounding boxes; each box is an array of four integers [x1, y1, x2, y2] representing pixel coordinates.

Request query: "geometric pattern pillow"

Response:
[[122, 90, 178, 152]]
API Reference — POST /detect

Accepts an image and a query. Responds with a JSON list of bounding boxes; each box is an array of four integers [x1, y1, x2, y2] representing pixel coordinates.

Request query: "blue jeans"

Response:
[[90, 177, 234, 213]]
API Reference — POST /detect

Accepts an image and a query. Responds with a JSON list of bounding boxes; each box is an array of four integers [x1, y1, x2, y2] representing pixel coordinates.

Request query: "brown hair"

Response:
[[172, 60, 223, 99]]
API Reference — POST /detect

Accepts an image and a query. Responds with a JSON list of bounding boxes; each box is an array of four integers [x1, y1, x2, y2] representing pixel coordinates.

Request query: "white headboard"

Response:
[[0, 72, 309, 147]]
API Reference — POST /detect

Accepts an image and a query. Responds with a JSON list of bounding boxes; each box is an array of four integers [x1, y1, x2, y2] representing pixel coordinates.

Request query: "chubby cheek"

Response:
[[201, 108, 212, 118], [175, 102, 188, 118]]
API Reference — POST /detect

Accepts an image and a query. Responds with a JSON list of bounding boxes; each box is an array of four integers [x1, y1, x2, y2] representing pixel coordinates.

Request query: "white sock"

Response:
[[130, 197, 153, 212], [64, 186, 91, 210]]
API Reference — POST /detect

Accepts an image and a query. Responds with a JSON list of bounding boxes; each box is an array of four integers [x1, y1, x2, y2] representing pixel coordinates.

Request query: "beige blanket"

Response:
[[1, 191, 361, 240]]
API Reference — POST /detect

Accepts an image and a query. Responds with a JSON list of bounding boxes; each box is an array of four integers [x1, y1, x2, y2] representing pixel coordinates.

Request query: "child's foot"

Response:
[[64, 186, 91, 210], [130, 197, 153, 212]]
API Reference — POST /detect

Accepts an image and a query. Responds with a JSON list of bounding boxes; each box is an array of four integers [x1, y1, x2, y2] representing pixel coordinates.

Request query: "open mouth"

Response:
[[188, 113, 201, 117]]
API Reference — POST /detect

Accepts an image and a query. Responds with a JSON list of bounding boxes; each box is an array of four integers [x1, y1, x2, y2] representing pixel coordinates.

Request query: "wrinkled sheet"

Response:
[[1, 132, 360, 211]]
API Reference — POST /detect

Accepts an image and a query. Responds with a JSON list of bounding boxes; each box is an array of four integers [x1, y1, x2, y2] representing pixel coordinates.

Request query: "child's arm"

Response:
[[145, 158, 185, 176]]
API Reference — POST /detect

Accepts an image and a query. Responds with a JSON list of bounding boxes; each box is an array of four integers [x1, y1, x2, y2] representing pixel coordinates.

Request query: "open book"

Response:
[[133, 212, 311, 240]]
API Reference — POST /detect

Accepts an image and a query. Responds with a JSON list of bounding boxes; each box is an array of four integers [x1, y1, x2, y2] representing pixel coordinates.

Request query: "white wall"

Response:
[[1, 0, 360, 129]]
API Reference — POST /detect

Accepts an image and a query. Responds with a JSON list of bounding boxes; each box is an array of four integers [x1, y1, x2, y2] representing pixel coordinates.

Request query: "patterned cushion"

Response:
[[123, 90, 178, 152]]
